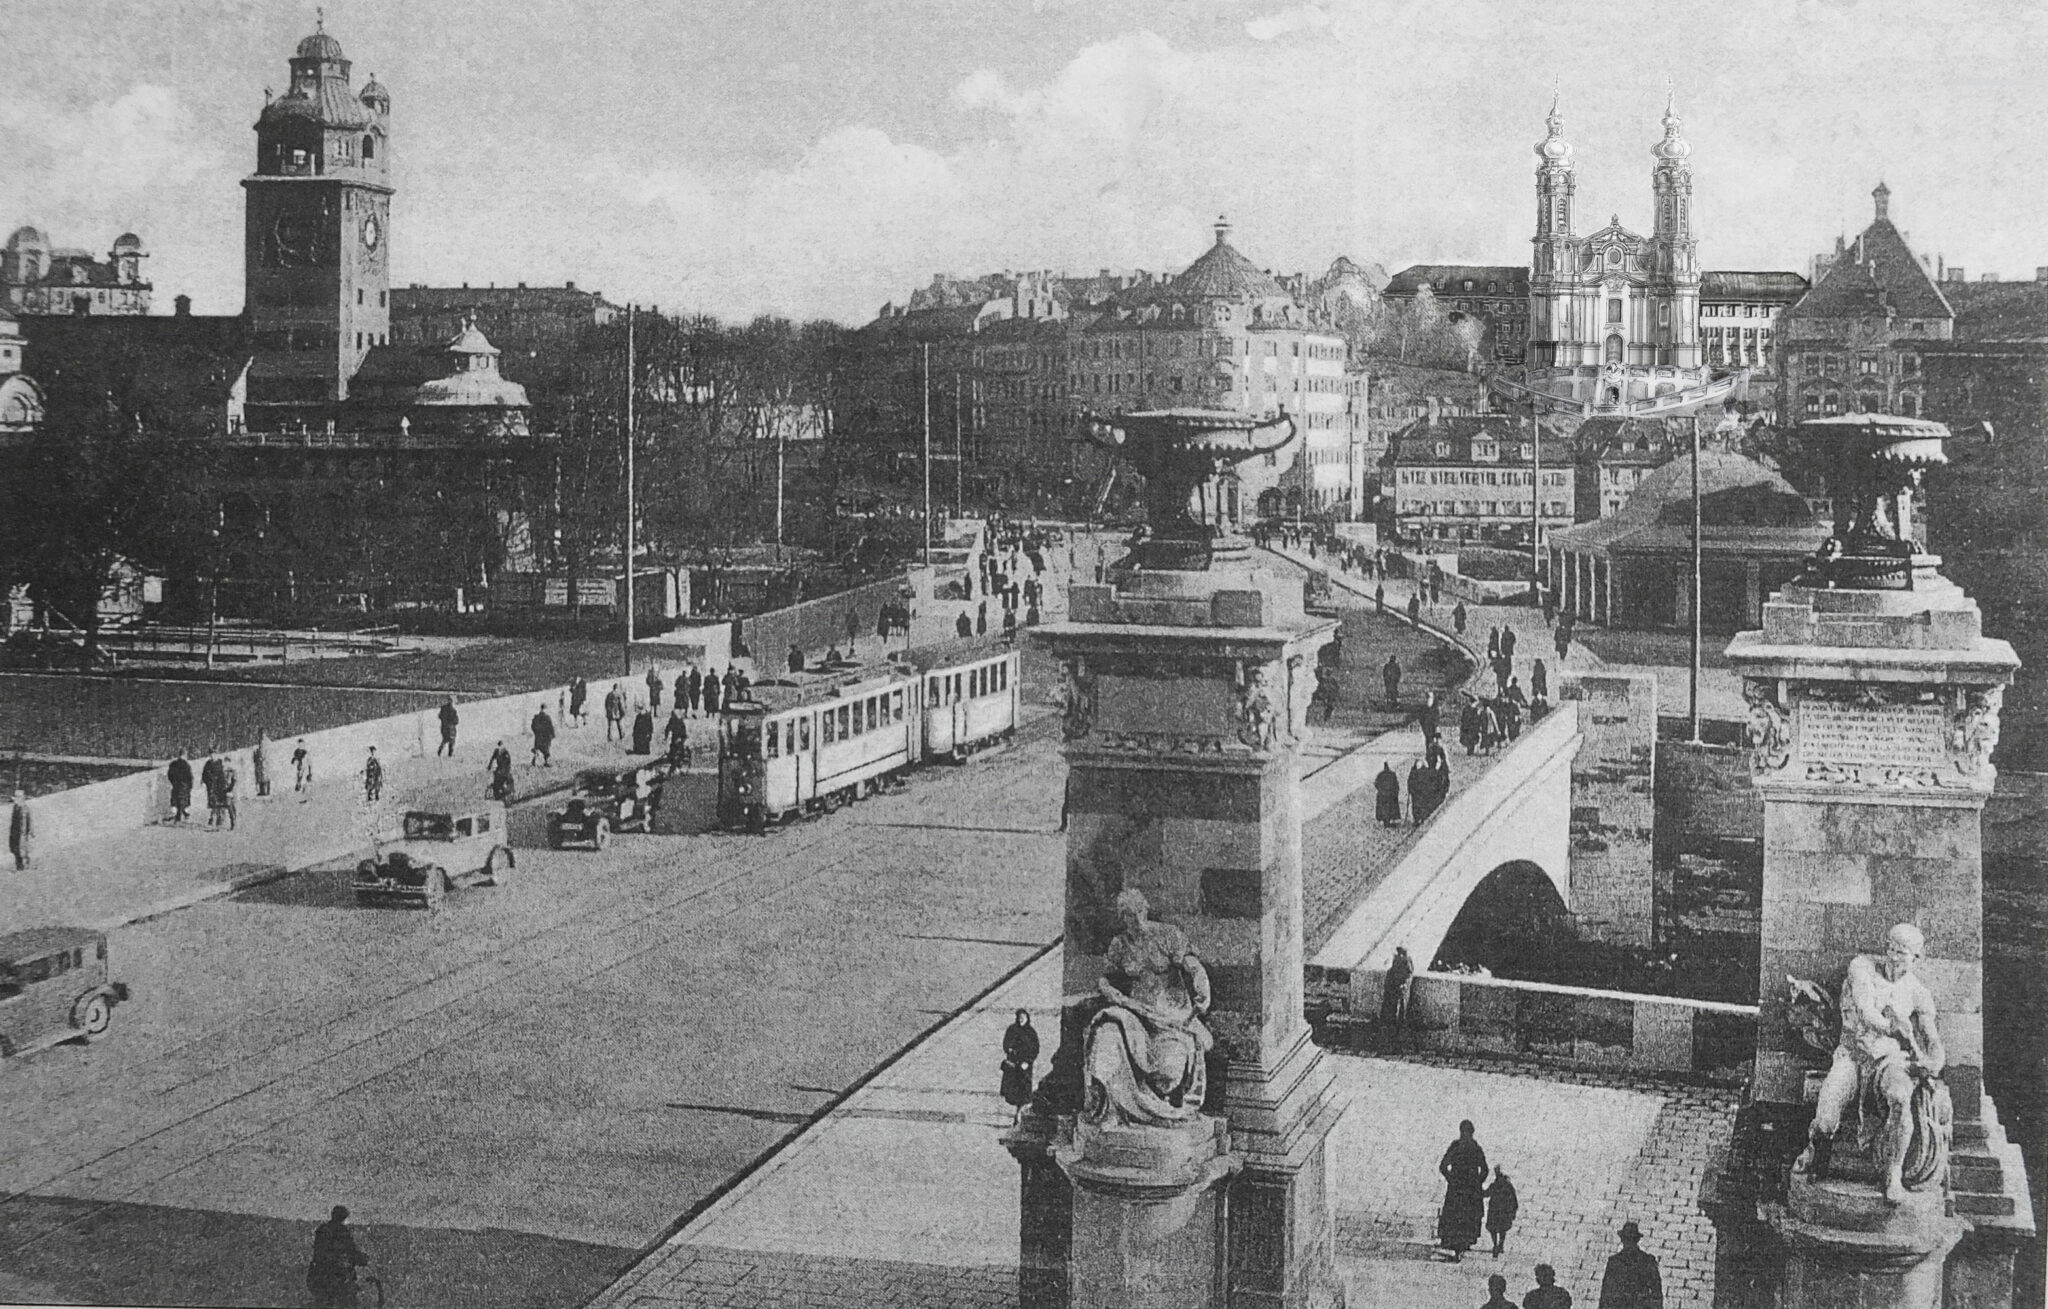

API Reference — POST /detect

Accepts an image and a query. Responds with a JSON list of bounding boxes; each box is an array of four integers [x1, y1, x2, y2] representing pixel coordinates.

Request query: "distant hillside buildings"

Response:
[[2, 227, 152, 317]]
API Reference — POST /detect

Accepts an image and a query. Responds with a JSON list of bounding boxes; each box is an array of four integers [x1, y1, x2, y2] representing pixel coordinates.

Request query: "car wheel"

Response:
[[593, 819, 611, 850], [75, 993, 112, 1042], [486, 846, 512, 887]]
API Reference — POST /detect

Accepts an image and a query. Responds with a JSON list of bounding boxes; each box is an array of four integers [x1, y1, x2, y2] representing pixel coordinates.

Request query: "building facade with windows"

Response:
[[1776, 184, 1952, 421], [1381, 265, 1531, 364], [1382, 412, 1574, 544], [1, 227, 152, 317], [1074, 220, 1364, 520]]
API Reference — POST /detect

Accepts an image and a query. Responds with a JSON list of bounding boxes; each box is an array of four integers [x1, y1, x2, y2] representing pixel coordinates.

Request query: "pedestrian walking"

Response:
[[1531, 658, 1548, 701], [1374, 761, 1402, 827], [1311, 664, 1338, 722], [306, 1205, 370, 1309], [221, 760, 238, 830], [1380, 944, 1414, 1050], [167, 752, 194, 823], [604, 684, 626, 741], [1487, 627, 1502, 661], [437, 696, 460, 757], [9, 789, 32, 870], [976, 600, 988, 635], [845, 608, 861, 654], [1525, 1264, 1573, 1309], [1437, 1120, 1489, 1261], [1430, 578, 1442, 606], [788, 643, 805, 673], [1453, 602, 1468, 635], [1421, 742, 1452, 820], [1530, 692, 1551, 724], [1408, 758, 1430, 825], [647, 666, 664, 713], [702, 668, 721, 716], [1382, 654, 1403, 709], [1597, 1222, 1662, 1309], [1494, 654, 1513, 696], [1481, 1273, 1516, 1309], [362, 747, 383, 803], [1502, 626, 1517, 661], [1554, 622, 1573, 664], [1374, 583, 1385, 614], [1485, 1167, 1519, 1257], [956, 612, 974, 638], [1419, 690, 1441, 744], [201, 754, 227, 828], [569, 676, 589, 726], [1407, 592, 1422, 627], [631, 705, 655, 755], [1000, 1009, 1039, 1124], [1460, 695, 1483, 756], [687, 666, 704, 717], [665, 708, 690, 767], [253, 734, 272, 798], [292, 740, 313, 799], [487, 742, 514, 801], [530, 704, 556, 766]]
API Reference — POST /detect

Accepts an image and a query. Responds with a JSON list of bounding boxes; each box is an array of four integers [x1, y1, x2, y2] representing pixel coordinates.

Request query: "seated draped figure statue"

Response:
[[1083, 888, 1216, 1127]]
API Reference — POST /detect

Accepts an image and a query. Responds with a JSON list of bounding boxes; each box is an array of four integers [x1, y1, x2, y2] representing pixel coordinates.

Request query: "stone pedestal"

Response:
[[1012, 566, 1347, 1309], [1705, 562, 2036, 1308], [1056, 1116, 1240, 1309]]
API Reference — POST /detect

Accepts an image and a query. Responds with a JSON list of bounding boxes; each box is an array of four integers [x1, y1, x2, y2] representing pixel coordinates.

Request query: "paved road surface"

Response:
[[0, 709, 1068, 1309]]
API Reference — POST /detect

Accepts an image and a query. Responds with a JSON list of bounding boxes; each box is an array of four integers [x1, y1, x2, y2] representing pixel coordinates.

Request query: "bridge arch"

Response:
[[1430, 859, 1574, 979]]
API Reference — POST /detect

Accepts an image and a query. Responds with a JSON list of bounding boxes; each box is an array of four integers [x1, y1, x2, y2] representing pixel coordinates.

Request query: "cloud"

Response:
[[1243, 4, 1333, 41]]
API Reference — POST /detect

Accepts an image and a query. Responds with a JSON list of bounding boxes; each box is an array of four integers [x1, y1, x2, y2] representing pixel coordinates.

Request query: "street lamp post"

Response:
[[623, 305, 636, 678]]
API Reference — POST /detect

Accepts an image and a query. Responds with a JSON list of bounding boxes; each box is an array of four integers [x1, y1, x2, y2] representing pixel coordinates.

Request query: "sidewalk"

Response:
[[590, 946, 1734, 1309], [2, 714, 697, 934]]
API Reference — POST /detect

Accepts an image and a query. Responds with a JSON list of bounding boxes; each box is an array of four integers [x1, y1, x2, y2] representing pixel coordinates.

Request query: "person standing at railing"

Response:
[[9, 789, 33, 870]]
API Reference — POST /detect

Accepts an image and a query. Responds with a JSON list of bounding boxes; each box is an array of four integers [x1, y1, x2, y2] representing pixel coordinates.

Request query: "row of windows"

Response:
[[1085, 335, 1342, 363], [1401, 500, 1571, 517], [1797, 351, 1919, 377], [1399, 469, 1569, 487], [1700, 302, 1777, 319], [1801, 392, 1922, 417]]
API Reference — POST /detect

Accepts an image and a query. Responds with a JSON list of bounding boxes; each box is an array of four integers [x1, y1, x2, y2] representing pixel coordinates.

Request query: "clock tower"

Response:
[[242, 19, 391, 426]]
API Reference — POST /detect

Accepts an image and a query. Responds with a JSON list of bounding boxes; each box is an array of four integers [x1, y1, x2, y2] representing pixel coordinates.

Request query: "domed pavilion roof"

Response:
[[296, 30, 345, 61], [1614, 449, 1817, 529]]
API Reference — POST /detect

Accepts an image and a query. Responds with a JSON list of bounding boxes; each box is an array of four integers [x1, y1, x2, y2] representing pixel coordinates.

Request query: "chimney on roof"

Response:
[[566, 281, 576, 290], [173, 293, 190, 317], [2036, 267, 2048, 283], [1426, 396, 1440, 426], [1873, 181, 1891, 221], [1946, 267, 1965, 283]]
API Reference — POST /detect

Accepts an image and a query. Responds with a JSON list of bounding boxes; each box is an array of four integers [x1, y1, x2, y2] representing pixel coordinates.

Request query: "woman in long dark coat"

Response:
[[1437, 1120, 1489, 1260], [1000, 1009, 1039, 1123], [1374, 762, 1402, 827]]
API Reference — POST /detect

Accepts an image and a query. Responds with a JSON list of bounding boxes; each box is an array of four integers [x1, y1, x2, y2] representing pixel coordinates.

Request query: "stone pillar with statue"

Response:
[[1703, 415, 2034, 1309], [1004, 406, 1347, 1309]]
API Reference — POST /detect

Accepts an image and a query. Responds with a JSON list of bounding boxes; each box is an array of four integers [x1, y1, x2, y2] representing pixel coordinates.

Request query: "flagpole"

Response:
[[624, 304, 636, 677]]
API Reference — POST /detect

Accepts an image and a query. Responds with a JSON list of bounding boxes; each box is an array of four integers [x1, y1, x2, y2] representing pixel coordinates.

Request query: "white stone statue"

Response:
[[1791, 923, 1949, 1205], [1082, 889, 1215, 1128]]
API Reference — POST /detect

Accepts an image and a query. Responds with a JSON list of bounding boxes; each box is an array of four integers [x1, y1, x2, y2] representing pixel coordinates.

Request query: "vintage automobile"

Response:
[[547, 762, 667, 849], [0, 926, 129, 1058], [354, 802, 514, 908]]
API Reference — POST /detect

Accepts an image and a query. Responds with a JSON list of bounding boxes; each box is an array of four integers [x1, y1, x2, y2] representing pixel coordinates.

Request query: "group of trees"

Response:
[[1315, 282, 1491, 374]]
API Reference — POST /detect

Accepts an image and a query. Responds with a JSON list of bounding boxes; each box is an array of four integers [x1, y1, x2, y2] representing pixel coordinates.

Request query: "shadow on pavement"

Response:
[[0, 1194, 633, 1309]]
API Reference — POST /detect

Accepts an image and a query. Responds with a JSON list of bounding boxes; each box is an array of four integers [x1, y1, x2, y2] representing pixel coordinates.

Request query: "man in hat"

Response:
[[1597, 1222, 1661, 1309]]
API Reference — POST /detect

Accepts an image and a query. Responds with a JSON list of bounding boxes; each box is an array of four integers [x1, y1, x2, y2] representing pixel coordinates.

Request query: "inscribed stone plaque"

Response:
[[1795, 700, 1945, 769]]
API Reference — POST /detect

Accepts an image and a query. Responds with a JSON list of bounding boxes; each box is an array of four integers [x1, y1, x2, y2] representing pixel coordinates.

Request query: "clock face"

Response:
[[270, 198, 334, 267], [361, 215, 381, 251]]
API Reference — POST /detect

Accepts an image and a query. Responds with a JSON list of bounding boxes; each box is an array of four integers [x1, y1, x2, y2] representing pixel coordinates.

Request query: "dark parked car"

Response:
[[547, 763, 667, 849], [0, 927, 129, 1057]]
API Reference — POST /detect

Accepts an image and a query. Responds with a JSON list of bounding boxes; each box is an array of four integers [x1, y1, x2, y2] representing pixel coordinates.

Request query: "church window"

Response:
[[1607, 300, 1623, 324], [363, 135, 375, 160], [357, 289, 364, 306], [1607, 248, 1622, 267]]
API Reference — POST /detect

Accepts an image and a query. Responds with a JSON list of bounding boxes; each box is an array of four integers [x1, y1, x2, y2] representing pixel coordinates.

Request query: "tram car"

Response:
[[716, 644, 1021, 831]]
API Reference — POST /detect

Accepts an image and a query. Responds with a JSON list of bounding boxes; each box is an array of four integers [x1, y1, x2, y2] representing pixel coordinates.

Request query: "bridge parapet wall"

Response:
[[1560, 671, 1658, 947], [1401, 971, 1755, 1080]]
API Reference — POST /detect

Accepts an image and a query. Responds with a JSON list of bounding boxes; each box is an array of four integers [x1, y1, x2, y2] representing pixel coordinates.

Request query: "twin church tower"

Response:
[[241, 21, 393, 419], [1522, 90, 1717, 414]]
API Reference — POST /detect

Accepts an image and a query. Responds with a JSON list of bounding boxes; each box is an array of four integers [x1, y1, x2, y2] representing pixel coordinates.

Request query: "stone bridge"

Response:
[[1304, 703, 1581, 1017]]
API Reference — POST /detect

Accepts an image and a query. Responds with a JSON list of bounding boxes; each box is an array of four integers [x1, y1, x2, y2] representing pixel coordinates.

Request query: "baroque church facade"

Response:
[[1503, 94, 1744, 419]]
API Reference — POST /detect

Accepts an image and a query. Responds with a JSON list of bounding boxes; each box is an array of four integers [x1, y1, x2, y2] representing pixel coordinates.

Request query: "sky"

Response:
[[4, 0, 2046, 325]]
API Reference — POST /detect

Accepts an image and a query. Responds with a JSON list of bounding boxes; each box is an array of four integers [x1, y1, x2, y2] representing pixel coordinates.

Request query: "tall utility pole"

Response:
[[954, 371, 964, 517], [922, 342, 933, 566], [1689, 414, 1703, 743], [1528, 409, 1543, 596], [774, 410, 787, 562], [623, 304, 636, 676]]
